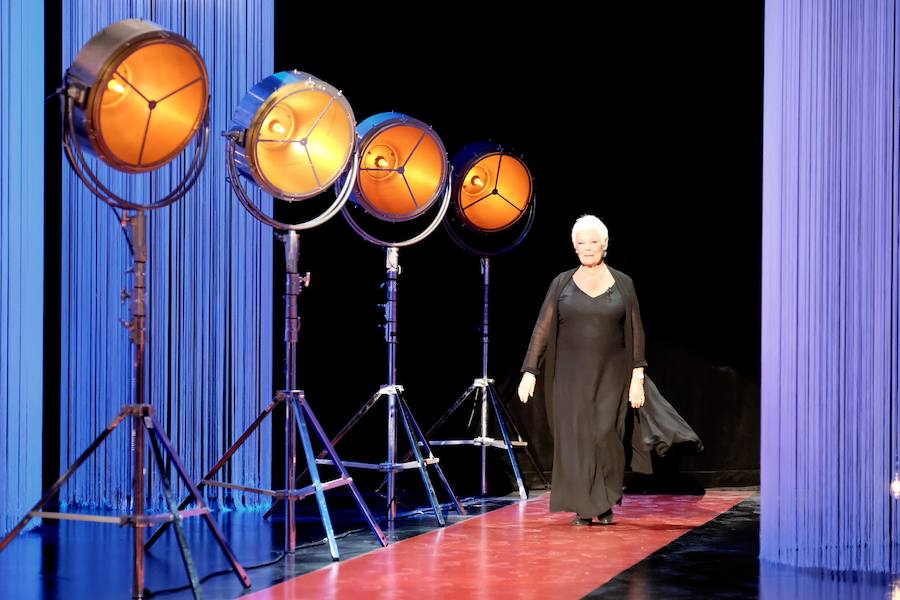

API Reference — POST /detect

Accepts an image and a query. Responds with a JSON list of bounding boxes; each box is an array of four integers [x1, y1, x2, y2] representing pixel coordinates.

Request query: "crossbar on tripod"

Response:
[[316, 458, 440, 470], [29, 508, 210, 526], [429, 438, 529, 448], [201, 476, 354, 498]]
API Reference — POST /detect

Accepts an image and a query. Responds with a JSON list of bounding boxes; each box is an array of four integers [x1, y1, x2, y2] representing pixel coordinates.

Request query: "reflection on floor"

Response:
[[2, 488, 898, 599], [0, 491, 509, 600]]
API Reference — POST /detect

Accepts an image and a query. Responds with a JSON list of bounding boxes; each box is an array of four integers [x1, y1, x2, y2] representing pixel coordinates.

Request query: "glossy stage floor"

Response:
[[2, 487, 898, 598]]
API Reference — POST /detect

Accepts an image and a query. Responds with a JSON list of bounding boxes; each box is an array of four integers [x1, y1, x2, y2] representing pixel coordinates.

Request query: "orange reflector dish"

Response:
[[452, 145, 533, 232], [350, 113, 447, 222], [68, 19, 208, 173], [231, 71, 355, 200]]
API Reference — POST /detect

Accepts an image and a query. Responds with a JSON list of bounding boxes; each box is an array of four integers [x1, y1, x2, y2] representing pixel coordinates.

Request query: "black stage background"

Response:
[[270, 4, 763, 495], [41, 3, 762, 500]]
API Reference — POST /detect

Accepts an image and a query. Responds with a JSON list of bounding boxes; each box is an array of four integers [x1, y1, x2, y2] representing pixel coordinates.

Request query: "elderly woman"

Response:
[[518, 215, 701, 525]]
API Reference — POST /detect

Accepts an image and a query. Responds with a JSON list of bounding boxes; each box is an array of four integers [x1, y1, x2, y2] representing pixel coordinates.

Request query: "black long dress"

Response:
[[522, 266, 703, 518], [551, 278, 628, 516]]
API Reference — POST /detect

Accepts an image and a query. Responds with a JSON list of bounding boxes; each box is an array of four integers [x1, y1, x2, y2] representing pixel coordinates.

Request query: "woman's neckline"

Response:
[[571, 278, 616, 299]]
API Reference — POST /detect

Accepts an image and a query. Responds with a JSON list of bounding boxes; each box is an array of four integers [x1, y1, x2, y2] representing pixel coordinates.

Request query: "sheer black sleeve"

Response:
[[521, 275, 560, 375], [630, 278, 648, 369]]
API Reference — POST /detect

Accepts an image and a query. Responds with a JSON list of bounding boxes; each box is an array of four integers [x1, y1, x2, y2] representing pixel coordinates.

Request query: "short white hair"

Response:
[[571, 215, 609, 244]]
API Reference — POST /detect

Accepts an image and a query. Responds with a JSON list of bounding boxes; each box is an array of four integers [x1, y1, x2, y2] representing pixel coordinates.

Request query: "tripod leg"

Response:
[[146, 422, 202, 598], [264, 390, 385, 520], [285, 395, 297, 553], [0, 410, 127, 553], [397, 393, 466, 516], [149, 416, 252, 589], [425, 384, 478, 440], [291, 396, 340, 560], [134, 413, 147, 598], [486, 385, 527, 500], [479, 387, 488, 496], [493, 386, 550, 488], [395, 394, 445, 527], [298, 397, 387, 546], [146, 397, 279, 549]]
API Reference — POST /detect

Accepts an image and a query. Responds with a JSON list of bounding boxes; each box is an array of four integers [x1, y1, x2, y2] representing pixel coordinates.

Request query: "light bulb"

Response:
[[269, 120, 285, 135], [461, 164, 491, 197], [363, 143, 398, 181], [891, 473, 900, 500], [107, 80, 127, 95]]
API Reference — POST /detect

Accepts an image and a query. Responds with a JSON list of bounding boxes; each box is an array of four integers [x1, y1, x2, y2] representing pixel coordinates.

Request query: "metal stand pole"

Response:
[[131, 211, 148, 594], [373, 247, 465, 522], [385, 247, 400, 520], [284, 232, 301, 552], [480, 257, 490, 494], [145, 231, 386, 558], [422, 257, 549, 499], [0, 212, 251, 599]]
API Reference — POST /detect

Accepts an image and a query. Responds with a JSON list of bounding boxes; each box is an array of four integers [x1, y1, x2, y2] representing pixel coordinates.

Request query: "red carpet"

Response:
[[246, 489, 752, 599]]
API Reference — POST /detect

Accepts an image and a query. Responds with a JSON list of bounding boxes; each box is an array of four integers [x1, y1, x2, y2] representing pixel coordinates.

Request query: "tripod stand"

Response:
[[327, 247, 465, 523], [144, 231, 386, 558], [424, 257, 549, 498], [0, 213, 250, 599], [267, 247, 465, 525]]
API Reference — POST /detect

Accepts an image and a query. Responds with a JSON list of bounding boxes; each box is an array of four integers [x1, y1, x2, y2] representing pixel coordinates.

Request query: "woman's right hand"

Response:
[[518, 372, 536, 404]]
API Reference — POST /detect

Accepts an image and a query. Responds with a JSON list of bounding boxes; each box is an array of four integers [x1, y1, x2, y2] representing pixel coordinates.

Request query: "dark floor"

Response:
[[590, 495, 900, 599], [589, 495, 762, 599]]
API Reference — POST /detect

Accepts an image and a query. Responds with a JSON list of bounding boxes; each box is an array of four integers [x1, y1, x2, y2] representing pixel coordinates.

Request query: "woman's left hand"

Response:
[[629, 376, 645, 408]]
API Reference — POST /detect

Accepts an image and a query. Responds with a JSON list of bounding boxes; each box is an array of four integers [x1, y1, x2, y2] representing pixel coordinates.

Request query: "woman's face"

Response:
[[573, 229, 607, 267]]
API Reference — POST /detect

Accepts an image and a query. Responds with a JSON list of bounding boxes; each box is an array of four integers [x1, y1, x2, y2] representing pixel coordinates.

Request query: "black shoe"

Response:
[[572, 515, 593, 526], [597, 509, 614, 525]]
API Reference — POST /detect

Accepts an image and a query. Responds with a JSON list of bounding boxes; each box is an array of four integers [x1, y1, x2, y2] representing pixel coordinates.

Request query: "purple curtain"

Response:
[[762, 0, 900, 573], [0, 0, 44, 536]]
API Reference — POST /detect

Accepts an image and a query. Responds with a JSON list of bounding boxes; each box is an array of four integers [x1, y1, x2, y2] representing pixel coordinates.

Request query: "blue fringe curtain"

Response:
[[761, 0, 900, 573], [61, 1, 274, 511], [0, 0, 44, 536]]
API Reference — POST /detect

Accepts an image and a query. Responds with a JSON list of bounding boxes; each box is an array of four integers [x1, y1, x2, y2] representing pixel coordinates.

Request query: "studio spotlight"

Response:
[[425, 142, 547, 499], [444, 142, 536, 255], [0, 19, 251, 598], [288, 112, 465, 525], [453, 142, 533, 232], [145, 70, 386, 560], [67, 19, 208, 174], [231, 70, 355, 201], [350, 112, 447, 221]]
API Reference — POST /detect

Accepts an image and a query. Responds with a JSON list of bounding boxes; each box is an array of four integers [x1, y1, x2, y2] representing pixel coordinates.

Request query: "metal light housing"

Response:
[[230, 70, 356, 201], [66, 19, 209, 173], [451, 142, 533, 232], [348, 112, 448, 222]]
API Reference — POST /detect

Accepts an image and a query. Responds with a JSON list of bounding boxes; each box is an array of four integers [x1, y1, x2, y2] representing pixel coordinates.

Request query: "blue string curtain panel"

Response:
[[60, 0, 274, 511], [0, 0, 44, 536], [761, 0, 900, 574]]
